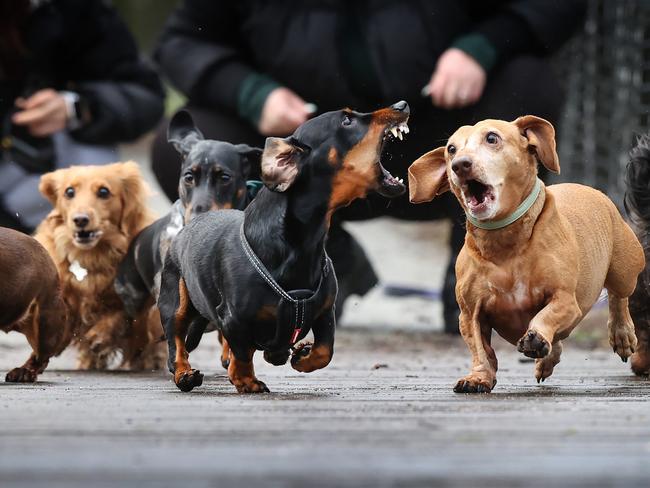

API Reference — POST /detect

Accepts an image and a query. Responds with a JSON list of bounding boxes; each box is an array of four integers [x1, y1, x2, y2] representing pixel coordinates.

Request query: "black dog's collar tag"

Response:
[[240, 223, 332, 348]]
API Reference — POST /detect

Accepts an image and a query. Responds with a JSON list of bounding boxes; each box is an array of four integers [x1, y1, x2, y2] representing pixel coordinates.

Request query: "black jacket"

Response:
[[155, 0, 586, 114], [0, 0, 164, 144]]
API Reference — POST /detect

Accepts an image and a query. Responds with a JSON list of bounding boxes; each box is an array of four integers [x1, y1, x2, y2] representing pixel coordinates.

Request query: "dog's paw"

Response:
[[453, 374, 496, 394], [609, 323, 637, 363], [631, 351, 650, 377], [5, 367, 37, 383], [517, 330, 551, 358], [534, 358, 555, 383], [175, 369, 204, 392], [234, 379, 270, 394], [84, 329, 110, 355], [290, 343, 332, 373]]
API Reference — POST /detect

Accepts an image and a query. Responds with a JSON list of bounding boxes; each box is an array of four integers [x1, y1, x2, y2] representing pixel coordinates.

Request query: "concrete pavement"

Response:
[[1, 328, 649, 487]]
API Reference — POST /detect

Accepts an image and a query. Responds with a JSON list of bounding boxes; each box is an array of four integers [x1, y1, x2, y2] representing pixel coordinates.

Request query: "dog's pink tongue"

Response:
[[468, 195, 479, 206]]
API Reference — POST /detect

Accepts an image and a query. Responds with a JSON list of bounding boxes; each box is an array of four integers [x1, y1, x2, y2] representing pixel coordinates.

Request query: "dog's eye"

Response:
[[97, 187, 110, 199], [219, 173, 231, 182], [184, 173, 194, 184], [342, 115, 352, 127], [486, 132, 500, 145], [447, 144, 456, 155], [64, 187, 75, 199]]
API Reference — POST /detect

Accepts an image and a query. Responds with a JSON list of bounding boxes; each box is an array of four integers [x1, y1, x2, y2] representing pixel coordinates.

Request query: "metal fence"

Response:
[[554, 0, 650, 207]]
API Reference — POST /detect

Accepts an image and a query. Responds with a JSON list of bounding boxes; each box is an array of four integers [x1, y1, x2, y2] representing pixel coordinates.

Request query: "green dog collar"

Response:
[[465, 178, 543, 230]]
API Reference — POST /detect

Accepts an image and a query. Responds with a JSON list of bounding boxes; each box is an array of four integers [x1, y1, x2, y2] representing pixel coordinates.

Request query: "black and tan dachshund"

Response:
[[625, 134, 650, 376], [158, 101, 410, 393], [115, 111, 261, 342]]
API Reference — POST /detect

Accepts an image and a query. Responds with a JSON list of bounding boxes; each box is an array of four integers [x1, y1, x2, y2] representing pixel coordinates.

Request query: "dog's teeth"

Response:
[[390, 127, 399, 138], [402, 123, 409, 134], [397, 131, 403, 140]]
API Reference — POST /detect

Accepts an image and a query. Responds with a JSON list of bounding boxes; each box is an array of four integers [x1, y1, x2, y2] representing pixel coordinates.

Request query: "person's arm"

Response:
[[154, 0, 308, 135], [155, 1, 265, 117], [452, 0, 588, 73], [427, 0, 587, 109], [62, 0, 165, 144]]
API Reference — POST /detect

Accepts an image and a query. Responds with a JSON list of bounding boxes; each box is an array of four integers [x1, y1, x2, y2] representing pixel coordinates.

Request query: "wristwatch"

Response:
[[60, 91, 89, 130]]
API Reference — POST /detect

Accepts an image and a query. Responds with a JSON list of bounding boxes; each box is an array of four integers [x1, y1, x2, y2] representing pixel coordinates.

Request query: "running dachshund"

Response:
[[0, 227, 69, 382], [158, 101, 410, 393], [409, 116, 644, 392], [115, 111, 261, 367]]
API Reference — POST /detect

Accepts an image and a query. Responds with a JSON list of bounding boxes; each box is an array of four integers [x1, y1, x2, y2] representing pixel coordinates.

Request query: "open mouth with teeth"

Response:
[[462, 179, 496, 214], [74, 229, 102, 247], [375, 121, 409, 197]]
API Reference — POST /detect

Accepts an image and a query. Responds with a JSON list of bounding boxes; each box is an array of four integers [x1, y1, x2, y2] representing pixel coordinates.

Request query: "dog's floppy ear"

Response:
[[234, 144, 262, 179], [116, 161, 150, 237], [167, 110, 204, 157], [261, 137, 309, 192], [408, 147, 449, 203], [513, 115, 560, 174], [39, 169, 63, 205]]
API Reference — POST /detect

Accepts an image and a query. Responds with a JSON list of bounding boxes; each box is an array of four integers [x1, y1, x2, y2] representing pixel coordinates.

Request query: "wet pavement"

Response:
[[1, 328, 649, 488]]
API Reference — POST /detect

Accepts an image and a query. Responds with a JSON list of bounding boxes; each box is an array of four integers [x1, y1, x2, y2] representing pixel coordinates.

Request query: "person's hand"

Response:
[[258, 87, 310, 136], [426, 48, 487, 109], [12, 89, 69, 137]]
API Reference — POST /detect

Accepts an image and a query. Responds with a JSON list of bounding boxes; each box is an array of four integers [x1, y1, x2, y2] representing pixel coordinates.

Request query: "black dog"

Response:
[[115, 111, 261, 334], [625, 134, 650, 376], [158, 101, 410, 393]]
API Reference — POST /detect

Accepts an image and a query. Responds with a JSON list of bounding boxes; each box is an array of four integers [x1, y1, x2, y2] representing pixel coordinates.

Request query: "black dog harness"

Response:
[[239, 224, 334, 349]]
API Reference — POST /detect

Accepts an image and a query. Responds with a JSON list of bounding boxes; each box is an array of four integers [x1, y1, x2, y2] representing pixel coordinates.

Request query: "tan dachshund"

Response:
[[408, 115, 645, 393]]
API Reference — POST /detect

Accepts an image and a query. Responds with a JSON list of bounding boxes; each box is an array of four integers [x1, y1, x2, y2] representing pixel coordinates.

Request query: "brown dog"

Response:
[[409, 116, 645, 393], [0, 227, 69, 382], [35, 162, 165, 370]]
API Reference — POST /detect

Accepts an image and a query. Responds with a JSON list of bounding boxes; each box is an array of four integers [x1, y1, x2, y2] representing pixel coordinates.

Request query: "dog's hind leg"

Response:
[[159, 263, 203, 392], [606, 294, 637, 363], [605, 220, 645, 365]]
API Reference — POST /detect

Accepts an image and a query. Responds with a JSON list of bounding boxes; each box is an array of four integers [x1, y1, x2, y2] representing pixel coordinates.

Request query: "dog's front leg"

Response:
[[77, 311, 125, 370], [218, 330, 231, 370], [159, 268, 203, 392], [454, 305, 497, 393], [517, 291, 582, 365], [228, 347, 269, 393], [291, 310, 335, 373]]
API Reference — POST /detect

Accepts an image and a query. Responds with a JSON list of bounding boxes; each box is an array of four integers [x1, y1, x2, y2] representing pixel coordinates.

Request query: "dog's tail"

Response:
[[625, 134, 650, 234]]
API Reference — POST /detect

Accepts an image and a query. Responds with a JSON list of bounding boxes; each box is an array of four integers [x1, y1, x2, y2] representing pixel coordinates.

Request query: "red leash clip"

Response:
[[290, 327, 302, 345]]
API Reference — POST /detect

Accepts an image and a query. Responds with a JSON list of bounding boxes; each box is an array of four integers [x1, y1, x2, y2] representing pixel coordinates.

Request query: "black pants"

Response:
[[150, 56, 564, 327]]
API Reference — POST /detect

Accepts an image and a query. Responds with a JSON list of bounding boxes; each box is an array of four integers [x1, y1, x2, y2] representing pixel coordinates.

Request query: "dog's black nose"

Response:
[[391, 100, 409, 113], [73, 214, 89, 228], [451, 157, 473, 175]]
